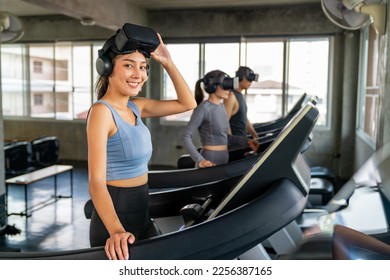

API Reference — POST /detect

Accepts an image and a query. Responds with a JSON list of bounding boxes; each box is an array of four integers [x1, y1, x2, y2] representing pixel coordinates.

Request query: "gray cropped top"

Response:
[[181, 100, 247, 163], [95, 99, 152, 180]]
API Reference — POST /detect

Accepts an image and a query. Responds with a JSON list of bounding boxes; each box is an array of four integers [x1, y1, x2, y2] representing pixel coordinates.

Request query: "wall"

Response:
[[147, 5, 337, 37], [4, 119, 87, 161], [19, 15, 113, 43]]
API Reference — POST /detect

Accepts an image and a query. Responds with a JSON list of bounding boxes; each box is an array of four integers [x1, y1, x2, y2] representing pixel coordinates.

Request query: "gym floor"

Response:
[[1, 165, 91, 252], [1, 163, 179, 253]]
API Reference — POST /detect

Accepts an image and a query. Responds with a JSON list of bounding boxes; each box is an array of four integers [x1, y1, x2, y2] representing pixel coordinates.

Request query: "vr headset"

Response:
[[236, 67, 259, 82], [246, 71, 259, 82], [96, 23, 160, 76], [113, 23, 160, 57], [204, 76, 239, 94]]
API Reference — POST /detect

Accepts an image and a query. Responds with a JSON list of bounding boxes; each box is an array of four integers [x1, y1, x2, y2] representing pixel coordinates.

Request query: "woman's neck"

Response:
[[101, 93, 130, 111], [236, 86, 244, 93], [208, 94, 222, 105]]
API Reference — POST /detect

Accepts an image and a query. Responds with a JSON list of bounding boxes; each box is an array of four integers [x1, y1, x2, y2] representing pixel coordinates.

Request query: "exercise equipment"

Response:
[[149, 153, 259, 189], [286, 141, 390, 259], [0, 97, 318, 260], [84, 154, 260, 219], [253, 92, 307, 132], [4, 141, 35, 178], [31, 136, 60, 167]]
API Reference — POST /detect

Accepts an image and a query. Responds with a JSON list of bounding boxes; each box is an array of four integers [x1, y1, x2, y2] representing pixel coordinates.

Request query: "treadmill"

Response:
[[0, 97, 319, 260], [286, 141, 390, 259], [253, 92, 307, 133]]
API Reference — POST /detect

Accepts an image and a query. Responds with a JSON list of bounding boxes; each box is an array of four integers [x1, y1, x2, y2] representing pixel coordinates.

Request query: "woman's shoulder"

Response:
[[128, 98, 143, 114], [193, 101, 209, 112], [89, 101, 112, 115], [202, 100, 224, 110], [92, 99, 111, 109], [199, 100, 213, 108]]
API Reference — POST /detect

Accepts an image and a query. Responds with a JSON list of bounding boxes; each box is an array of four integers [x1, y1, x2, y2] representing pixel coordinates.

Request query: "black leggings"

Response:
[[89, 184, 158, 247]]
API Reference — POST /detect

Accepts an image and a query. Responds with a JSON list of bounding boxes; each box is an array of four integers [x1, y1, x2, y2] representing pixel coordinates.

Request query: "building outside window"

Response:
[[33, 60, 43, 73], [1, 43, 96, 120]]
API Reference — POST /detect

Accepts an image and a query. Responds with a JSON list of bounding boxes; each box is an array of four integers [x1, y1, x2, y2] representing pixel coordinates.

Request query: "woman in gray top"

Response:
[[181, 70, 258, 168]]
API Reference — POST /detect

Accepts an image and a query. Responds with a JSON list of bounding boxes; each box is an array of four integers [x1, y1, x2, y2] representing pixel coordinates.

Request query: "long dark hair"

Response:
[[194, 70, 227, 105]]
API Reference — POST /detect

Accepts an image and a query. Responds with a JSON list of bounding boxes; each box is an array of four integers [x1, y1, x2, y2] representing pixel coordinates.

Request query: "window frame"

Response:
[[2, 42, 99, 122], [2, 36, 333, 128], [161, 35, 333, 129], [356, 26, 381, 148]]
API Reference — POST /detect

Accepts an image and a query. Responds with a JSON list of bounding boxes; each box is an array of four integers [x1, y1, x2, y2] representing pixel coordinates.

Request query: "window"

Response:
[[163, 42, 240, 123], [204, 43, 239, 75], [72, 45, 93, 119], [287, 38, 330, 126], [33, 61, 43, 73], [163, 37, 332, 126], [2, 37, 332, 125], [357, 25, 381, 145], [1, 45, 26, 116], [2, 42, 97, 120], [245, 41, 284, 123], [163, 43, 200, 122], [33, 93, 43, 105]]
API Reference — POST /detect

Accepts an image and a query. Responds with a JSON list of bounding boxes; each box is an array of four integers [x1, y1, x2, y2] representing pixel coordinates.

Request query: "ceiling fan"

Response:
[[321, 0, 387, 35], [0, 11, 24, 43]]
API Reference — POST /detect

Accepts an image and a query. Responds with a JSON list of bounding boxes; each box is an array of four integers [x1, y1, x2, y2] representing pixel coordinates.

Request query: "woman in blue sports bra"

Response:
[[86, 23, 196, 260]]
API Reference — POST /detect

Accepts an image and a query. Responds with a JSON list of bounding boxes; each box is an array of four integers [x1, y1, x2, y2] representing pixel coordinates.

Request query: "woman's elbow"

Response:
[[88, 177, 105, 195], [183, 99, 197, 110]]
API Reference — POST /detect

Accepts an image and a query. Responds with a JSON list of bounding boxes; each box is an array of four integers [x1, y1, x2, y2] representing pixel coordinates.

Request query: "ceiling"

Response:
[[2, 0, 320, 17], [0, 0, 323, 32]]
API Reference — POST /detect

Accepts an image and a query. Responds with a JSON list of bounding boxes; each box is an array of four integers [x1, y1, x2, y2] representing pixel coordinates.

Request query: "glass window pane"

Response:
[[1, 45, 26, 116], [55, 44, 73, 120], [73, 45, 92, 119], [30, 45, 55, 118], [288, 38, 330, 126], [164, 44, 200, 122], [204, 43, 239, 76], [363, 26, 380, 141], [246, 42, 284, 123]]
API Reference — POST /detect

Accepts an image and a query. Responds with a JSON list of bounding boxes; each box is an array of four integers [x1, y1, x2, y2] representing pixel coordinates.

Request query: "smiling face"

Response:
[[108, 50, 149, 97]]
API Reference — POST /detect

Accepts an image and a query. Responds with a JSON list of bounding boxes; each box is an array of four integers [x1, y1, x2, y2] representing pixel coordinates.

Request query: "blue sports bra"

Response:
[[95, 100, 152, 180]]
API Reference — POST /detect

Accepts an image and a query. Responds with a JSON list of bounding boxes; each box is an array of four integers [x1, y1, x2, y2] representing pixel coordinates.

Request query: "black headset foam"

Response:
[[203, 76, 222, 94], [95, 36, 116, 76]]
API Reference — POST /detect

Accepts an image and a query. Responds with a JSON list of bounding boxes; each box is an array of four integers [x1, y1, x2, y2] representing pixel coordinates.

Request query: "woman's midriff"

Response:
[[107, 173, 148, 188], [203, 145, 228, 151]]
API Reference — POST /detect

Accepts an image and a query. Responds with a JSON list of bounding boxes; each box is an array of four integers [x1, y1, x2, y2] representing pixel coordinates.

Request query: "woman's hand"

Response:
[[105, 232, 135, 260], [198, 159, 216, 168], [150, 33, 172, 67], [247, 139, 259, 153]]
